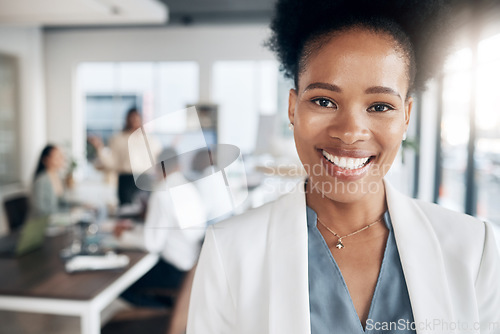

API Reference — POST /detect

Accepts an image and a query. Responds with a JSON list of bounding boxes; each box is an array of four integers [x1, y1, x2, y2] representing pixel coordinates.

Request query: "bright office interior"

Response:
[[1, 0, 500, 331], [1, 0, 500, 227]]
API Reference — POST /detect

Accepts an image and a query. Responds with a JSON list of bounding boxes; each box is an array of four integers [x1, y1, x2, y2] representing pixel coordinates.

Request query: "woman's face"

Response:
[[45, 147, 66, 171], [289, 28, 412, 203], [127, 112, 142, 131]]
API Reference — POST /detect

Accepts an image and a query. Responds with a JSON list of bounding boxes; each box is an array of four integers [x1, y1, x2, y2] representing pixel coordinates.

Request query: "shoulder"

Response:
[[165, 172, 205, 205], [109, 132, 129, 146], [210, 198, 275, 244], [200, 198, 279, 291], [35, 171, 50, 181], [34, 172, 51, 189], [411, 197, 500, 314], [385, 180, 490, 277], [210, 180, 306, 245], [385, 180, 486, 243], [412, 198, 485, 239], [406, 197, 489, 276], [207, 189, 298, 255]]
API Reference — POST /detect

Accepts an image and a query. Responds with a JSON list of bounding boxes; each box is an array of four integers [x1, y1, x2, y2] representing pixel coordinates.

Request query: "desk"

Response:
[[0, 234, 158, 334]]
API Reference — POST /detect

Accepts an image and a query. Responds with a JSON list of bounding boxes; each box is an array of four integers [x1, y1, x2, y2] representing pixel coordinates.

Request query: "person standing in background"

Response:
[[89, 107, 160, 206], [32, 144, 66, 217], [117, 148, 207, 309]]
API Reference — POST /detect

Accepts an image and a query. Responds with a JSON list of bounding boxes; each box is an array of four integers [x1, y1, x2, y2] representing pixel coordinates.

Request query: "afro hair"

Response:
[[266, 0, 454, 93]]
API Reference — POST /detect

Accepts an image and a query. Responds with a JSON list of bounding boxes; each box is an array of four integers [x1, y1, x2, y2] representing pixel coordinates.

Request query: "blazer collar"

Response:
[[384, 180, 455, 330], [268, 180, 311, 334], [267, 179, 455, 334]]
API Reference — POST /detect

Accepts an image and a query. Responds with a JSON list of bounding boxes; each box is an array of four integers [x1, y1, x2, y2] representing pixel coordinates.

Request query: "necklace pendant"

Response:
[[335, 239, 344, 249]]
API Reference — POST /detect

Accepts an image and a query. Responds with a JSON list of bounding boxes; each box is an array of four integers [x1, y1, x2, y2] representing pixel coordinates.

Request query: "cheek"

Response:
[[375, 121, 404, 158], [381, 122, 403, 138], [293, 109, 325, 149], [294, 103, 330, 136], [292, 114, 321, 167]]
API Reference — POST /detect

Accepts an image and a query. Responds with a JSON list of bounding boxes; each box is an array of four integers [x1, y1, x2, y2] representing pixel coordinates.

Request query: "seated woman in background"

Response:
[[32, 144, 66, 217], [117, 148, 207, 309]]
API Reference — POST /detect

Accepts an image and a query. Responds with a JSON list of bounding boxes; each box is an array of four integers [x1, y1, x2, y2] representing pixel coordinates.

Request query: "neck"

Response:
[[46, 167, 58, 175], [306, 179, 387, 235]]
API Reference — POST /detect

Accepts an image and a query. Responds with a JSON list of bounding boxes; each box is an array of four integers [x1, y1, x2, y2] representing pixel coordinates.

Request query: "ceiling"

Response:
[[161, 0, 276, 25], [0, 0, 167, 26], [1, 0, 499, 29], [0, 0, 276, 28]]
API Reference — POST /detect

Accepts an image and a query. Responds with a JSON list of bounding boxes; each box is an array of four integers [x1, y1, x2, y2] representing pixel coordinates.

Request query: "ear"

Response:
[[288, 88, 298, 125], [404, 96, 413, 130]]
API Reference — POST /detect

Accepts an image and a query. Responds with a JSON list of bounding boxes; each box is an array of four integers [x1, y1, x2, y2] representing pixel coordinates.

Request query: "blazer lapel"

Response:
[[268, 181, 311, 334], [265, 179, 455, 334], [384, 180, 455, 332]]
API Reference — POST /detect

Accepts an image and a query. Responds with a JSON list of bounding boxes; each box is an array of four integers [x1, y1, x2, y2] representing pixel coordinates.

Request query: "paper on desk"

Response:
[[65, 253, 130, 273]]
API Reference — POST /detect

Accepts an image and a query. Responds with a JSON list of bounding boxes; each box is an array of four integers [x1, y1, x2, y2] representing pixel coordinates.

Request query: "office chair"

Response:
[[3, 194, 29, 232]]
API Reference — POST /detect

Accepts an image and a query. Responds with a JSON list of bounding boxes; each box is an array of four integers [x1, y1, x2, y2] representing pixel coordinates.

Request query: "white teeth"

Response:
[[322, 150, 370, 170], [346, 158, 354, 169]]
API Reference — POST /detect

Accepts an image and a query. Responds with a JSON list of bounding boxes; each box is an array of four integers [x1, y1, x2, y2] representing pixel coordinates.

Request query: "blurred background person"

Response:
[[189, 148, 232, 225], [116, 147, 207, 309], [89, 107, 160, 206], [31, 144, 66, 217]]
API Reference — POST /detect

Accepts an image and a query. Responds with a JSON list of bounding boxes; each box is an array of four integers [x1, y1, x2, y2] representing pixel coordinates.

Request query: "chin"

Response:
[[308, 174, 384, 204]]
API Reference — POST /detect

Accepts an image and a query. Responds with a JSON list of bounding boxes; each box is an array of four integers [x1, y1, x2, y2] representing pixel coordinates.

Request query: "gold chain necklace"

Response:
[[317, 216, 383, 250]]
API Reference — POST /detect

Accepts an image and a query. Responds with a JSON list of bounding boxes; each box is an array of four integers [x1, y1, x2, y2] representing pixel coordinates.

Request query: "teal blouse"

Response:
[[307, 206, 416, 334], [32, 171, 63, 217]]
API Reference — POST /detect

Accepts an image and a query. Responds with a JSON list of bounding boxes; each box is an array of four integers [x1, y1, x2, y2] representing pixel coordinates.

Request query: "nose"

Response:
[[327, 109, 370, 144]]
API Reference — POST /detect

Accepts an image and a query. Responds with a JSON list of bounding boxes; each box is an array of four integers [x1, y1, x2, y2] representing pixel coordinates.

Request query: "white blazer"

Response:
[[187, 180, 500, 334]]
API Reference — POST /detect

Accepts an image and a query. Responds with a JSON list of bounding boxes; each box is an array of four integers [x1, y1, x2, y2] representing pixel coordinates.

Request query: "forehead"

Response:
[[299, 28, 409, 93], [47, 148, 62, 158], [52, 148, 63, 155]]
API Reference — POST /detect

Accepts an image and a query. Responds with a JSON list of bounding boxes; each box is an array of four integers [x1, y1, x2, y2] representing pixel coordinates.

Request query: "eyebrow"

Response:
[[365, 86, 401, 99], [304, 82, 342, 93], [304, 82, 401, 99]]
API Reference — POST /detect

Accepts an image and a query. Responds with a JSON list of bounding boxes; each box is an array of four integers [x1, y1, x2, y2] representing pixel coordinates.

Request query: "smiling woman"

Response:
[[187, 1, 500, 333], [289, 28, 411, 207]]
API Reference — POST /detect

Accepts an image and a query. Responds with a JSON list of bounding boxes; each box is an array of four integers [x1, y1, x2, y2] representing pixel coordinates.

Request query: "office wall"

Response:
[[44, 25, 274, 162], [0, 27, 46, 234], [0, 27, 46, 185]]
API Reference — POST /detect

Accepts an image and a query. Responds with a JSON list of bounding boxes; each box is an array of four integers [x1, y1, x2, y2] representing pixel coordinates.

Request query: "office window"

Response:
[[438, 49, 472, 212], [78, 62, 199, 147], [212, 60, 283, 154], [0, 54, 19, 185], [475, 34, 500, 223], [437, 31, 500, 225]]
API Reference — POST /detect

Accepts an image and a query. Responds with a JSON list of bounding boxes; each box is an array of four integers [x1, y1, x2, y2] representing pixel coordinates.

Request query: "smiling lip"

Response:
[[318, 148, 376, 181]]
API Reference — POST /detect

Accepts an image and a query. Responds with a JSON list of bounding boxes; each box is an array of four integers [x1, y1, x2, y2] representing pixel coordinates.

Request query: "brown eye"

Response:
[[368, 104, 393, 112], [312, 98, 336, 108]]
